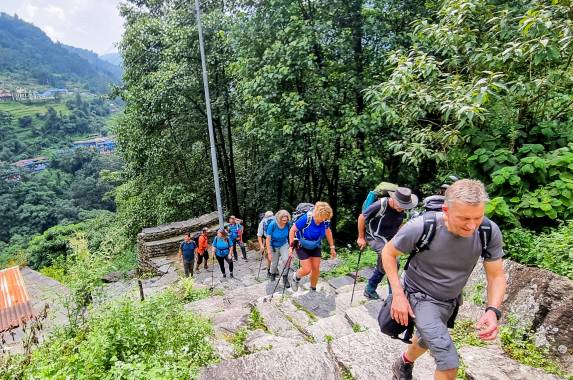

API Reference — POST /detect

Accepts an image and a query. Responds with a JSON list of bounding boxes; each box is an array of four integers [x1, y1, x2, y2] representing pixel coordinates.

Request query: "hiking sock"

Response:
[[402, 352, 414, 365]]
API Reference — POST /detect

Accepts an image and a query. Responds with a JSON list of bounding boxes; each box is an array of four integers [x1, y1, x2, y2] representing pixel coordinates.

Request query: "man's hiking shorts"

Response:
[[409, 291, 459, 371], [296, 246, 322, 260]]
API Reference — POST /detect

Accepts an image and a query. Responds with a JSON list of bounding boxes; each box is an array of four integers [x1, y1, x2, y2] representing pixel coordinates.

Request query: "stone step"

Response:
[[460, 346, 563, 380], [199, 342, 339, 380], [307, 314, 355, 343], [344, 301, 382, 332], [254, 298, 308, 342], [330, 329, 435, 379]]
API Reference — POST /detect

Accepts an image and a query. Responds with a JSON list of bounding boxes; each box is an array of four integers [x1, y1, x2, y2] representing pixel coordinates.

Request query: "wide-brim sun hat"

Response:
[[389, 187, 419, 210]]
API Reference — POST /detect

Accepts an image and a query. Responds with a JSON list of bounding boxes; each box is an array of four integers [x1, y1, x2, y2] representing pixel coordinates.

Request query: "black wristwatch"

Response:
[[485, 306, 502, 321]]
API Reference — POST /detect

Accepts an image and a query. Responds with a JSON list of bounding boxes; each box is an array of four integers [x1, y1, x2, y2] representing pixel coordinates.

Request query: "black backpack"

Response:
[[404, 211, 493, 271], [192, 232, 202, 247]]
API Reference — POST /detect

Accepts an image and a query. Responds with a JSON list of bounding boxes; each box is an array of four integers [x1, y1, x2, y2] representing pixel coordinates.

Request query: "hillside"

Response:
[[0, 13, 120, 93], [100, 52, 122, 67]]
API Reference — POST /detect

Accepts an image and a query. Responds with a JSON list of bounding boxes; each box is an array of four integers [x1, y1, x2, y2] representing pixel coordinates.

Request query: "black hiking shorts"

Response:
[[296, 246, 322, 260]]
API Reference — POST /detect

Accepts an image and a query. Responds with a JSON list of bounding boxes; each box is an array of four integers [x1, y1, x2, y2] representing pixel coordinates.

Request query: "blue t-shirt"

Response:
[[266, 220, 290, 248], [180, 241, 197, 261], [213, 237, 232, 257], [228, 223, 242, 242], [295, 212, 330, 248]]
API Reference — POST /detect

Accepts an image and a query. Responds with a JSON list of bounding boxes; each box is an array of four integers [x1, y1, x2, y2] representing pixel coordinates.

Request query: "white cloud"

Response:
[[0, 0, 124, 55]]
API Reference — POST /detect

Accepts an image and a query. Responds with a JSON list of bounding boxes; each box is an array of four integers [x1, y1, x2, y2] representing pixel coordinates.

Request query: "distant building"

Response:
[[13, 157, 49, 173], [72, 136, 116, 153], [38, 88, 68, 99], [0, 89, 13, 101]]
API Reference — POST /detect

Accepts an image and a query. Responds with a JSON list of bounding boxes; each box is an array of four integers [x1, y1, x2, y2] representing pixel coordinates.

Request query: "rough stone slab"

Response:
[[292, 287, 337, 318], [211, 306, 251, 333], [358, 267, 375, 280], [460, 346, 563, 380], [255, 300, 306, 341], [466, 260, 573, 371], [344, 304, 379, 331], [245, 329, 301, 352], [328, 276, 355, 289], [276, 298, 316, 327], [320, 258, 341, 273], [307, 314, 354, 342], [331, 329, 435, 379], [332, 284, 369, 314], [199, 343, 338, 380]]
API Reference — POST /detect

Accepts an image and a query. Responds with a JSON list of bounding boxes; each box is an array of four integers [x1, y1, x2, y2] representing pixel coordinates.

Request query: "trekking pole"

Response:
[[210, 250, 215, 291], [281, 256, 293, 299], [268, 256, 292, 302], [350, 247, 364, 306], [256, 248, 264, 281]]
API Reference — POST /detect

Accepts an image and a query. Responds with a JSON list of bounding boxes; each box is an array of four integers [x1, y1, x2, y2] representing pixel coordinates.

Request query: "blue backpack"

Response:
[[362, 182, 398, 212]]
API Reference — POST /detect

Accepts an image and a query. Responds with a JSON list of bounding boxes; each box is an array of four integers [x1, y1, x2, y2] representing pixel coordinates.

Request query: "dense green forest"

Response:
[[1, 0, 573, 378], [113, 0, 571, 275], [0, 13, 121, 92]]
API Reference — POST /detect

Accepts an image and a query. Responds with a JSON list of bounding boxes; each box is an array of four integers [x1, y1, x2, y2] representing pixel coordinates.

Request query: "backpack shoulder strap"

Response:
[[375, 198, 389, 219], [478, 217, 493, 259], [404, 211, 437, 270]]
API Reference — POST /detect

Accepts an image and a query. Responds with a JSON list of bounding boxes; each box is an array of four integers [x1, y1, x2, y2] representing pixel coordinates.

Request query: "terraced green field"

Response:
[[0, 101, 70, 118]]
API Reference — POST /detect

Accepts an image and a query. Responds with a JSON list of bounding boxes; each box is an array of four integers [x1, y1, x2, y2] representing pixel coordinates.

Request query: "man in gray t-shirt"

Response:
[[382, 179, 507, 380]]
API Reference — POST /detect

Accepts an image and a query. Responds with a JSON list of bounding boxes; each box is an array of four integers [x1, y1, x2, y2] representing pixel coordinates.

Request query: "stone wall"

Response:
[[137, 211, 219, 258], [466, 260, 573, 372]]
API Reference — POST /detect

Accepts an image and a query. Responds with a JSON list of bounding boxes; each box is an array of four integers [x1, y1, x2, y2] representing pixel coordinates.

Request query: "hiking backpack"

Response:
[[192, 232, 202, 247], [361, 182, 398, 212], [404, 211, 493, 271]]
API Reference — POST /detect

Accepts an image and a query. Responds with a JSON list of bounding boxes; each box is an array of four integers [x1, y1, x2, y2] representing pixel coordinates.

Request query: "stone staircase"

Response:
[[180, 249, 564, 380]]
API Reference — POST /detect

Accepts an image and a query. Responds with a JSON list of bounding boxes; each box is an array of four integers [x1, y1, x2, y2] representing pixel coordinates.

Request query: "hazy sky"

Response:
[[0, 0, 124, 55]]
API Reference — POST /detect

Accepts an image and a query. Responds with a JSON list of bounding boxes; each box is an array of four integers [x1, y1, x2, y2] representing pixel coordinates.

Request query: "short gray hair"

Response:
[[275, 209, 291, 222], [445, 179, 489, 206]]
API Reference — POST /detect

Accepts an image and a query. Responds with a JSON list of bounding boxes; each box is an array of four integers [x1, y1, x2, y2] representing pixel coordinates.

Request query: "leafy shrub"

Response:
[[19, 291, 217, 380], [503, 221, 573, 279]]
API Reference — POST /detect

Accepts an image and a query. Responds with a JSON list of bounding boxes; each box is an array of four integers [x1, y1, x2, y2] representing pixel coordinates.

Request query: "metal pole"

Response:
[[194, 0, 224, 227]]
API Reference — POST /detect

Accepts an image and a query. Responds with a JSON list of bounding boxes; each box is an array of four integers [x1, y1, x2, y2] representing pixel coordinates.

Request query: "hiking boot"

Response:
[[282, 275, 290, 289], [230, 272, 234, 278], [266, 269, 271, 278], [223, 273, 227, 278], [291, 273, 300, 292], [310, 287, 316, 292], [269, 273, 276, 282], [391, 356, 413, 380], [363, 287, 380, 300]]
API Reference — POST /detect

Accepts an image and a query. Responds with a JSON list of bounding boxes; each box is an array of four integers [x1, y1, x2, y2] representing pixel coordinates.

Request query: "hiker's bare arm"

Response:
[[178, 248, 182, 260], [357, 214, 367, 250], [258, 236, 264, 251], [326, 228, 336, 259], [476, 259, 506, 340], [266, 237, 272, 261], [383, 241, 415, 326], [288, 224, 298, 256]]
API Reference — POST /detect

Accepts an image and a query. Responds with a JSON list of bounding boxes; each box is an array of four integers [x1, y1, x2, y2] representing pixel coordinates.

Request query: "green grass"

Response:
[[291, 299, 318, 322], [248, 306, 269, 332], [320, 248, 378, 279], [230, 328, 250, 358]]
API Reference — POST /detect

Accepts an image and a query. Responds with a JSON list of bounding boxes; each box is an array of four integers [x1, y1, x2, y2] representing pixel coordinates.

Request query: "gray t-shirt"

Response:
[[392, 212, 504, 301], [257, 216, 275, 237]]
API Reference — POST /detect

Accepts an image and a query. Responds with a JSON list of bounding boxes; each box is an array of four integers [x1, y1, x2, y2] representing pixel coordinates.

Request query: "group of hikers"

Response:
[[178, 178, 506, 380]]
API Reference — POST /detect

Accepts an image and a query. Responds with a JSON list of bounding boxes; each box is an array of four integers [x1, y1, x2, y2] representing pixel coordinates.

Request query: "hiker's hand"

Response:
[[288, 247, 294, 257], [357, 237, 367, 250], [476, 311, 499, 341], [391, 293, 415, 326], [329, 247, 336, 259]]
